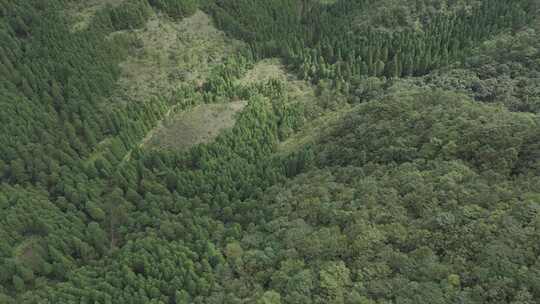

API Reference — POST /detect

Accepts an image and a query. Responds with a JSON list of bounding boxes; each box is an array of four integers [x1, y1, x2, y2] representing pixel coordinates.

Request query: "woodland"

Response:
[[1, 0, 540, 303]]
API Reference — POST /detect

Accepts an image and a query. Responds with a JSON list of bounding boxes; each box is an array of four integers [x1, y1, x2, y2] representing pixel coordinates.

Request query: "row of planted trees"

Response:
[[207, 0, 535, 85]]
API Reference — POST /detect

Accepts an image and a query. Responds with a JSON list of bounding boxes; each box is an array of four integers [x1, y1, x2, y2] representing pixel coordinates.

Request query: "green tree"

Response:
[[318, 261, 351, 303], [258, 291, 281, 304]]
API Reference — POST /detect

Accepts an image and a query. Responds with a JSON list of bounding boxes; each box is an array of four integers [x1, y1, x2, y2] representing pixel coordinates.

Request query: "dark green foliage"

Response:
[[148, 0, 198, 19], [318, 90, 536, 175], [206, 0, 536, 87], [209, 91, 540, 303], [0, 185, 89, 291], [1, 0, 539, 303], [0, 0, 165, 193], [106, 0, 153, 31], [436, 26, 540, 113]]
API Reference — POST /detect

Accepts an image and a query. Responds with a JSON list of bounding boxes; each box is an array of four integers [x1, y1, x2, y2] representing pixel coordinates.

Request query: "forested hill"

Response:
[[1, 0, 539, 303]]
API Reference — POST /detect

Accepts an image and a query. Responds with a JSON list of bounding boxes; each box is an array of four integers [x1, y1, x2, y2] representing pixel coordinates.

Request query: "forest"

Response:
[[0, 0, 539, 303]]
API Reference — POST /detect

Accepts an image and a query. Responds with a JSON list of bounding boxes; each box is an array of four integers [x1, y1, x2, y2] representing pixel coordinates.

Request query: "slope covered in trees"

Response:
[[1, 0, 540, 303], [230, 92, 540, 303], [207, 0, 536, 80]]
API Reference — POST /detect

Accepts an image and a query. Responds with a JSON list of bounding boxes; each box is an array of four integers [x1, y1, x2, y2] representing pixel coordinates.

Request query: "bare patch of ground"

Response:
[[144, 101, 248, 151]]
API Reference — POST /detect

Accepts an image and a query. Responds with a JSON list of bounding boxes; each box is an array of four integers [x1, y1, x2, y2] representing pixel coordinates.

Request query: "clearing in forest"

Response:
[[112, 10, 244, 102], [139, 58, 314, 153], [238, 58, 317, 104], [238, 58, 350, 154], [88, 10, 244, 162], [144, 101, 248, 151]]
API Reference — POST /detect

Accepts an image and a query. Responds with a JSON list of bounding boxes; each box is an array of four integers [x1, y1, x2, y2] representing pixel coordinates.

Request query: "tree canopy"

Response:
[[1, 0, 539, 303]]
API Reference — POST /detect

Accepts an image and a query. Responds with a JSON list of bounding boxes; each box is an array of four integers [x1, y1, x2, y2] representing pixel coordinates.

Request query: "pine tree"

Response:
[[374, 60, 385, 77]]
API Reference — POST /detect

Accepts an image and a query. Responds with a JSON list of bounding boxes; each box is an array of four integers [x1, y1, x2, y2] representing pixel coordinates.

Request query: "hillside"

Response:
[[1, 0, 539, 303]]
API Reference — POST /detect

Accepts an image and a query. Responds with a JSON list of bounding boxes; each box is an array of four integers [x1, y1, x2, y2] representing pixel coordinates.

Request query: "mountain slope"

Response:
[[1, 0, 539, 303]]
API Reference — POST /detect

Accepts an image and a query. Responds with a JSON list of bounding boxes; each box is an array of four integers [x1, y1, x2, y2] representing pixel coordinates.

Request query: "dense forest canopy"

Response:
[[1, 0, 540, 303]]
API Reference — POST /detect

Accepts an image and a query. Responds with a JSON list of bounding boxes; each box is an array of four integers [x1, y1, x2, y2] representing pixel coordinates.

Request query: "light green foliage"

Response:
[[318, 261, 351, 303], [225, 242, 244, 259], [238, 58, 317, 104], [85, 201, 106, 221], [113, 10, 244, 102], [145, 101, 247, 151], [258, 291, 282, 304]]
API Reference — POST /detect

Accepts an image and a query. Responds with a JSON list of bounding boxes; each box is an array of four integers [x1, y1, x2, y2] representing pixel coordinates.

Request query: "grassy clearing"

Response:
[[140, 59, 313, 153], [112, 10, 244, 103], [238, 58, 289, 85], [144, 101, 248, 151], [238, 58, 317, 104], [88, 10, 245, 160]]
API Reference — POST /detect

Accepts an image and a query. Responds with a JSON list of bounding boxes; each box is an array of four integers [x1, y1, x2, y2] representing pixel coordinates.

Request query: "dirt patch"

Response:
[[145, 101, 248, 151]]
